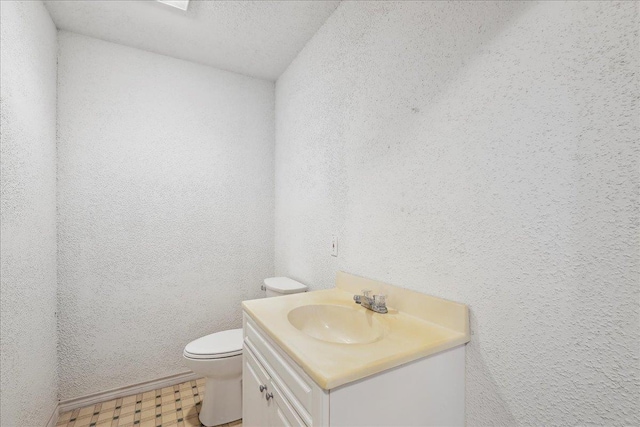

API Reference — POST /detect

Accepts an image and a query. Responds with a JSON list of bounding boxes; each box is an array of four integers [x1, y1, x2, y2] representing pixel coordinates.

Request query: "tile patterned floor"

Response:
[[56, 378, 242, 427]]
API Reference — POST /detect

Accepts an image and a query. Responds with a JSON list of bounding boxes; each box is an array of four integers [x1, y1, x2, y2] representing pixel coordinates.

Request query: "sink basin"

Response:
[[287, 304, 385, 344]]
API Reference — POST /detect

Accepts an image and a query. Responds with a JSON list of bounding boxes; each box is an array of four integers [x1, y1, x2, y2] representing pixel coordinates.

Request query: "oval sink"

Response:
[[287, 304, 385, 344]]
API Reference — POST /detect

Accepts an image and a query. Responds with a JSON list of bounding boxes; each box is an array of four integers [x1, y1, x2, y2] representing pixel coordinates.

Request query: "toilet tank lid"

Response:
[[264, 277, 307, 294]]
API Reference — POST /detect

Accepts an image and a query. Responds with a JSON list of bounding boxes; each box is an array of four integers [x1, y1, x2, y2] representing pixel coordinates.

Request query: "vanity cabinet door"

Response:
[[243, 345, 270, 426], [267, 382, 307, 427], [244, 344, 307, 427]]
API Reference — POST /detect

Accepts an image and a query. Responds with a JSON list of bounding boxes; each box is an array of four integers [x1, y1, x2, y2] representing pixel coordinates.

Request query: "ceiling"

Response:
[[44, 0, 341, 81]]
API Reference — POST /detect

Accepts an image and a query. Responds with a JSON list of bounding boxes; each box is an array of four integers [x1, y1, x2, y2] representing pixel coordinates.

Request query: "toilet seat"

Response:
[[184, 328, 243, 360]]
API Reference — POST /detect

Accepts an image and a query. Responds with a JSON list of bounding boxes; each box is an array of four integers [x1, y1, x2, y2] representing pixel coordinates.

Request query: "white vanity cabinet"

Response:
[[242, 313, 466, 427], [243, 315, 326, 427]]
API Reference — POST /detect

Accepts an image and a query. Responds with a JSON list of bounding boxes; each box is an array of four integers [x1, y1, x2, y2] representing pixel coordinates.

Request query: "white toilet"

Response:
[[183, 277, 307, 427]]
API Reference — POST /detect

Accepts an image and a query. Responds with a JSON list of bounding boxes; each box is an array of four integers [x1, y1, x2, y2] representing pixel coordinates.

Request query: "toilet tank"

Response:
[[263, 277, 307, 297]]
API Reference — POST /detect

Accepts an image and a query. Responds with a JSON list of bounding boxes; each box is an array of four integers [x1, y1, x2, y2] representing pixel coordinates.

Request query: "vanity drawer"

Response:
[[244, 317, 313, 424]]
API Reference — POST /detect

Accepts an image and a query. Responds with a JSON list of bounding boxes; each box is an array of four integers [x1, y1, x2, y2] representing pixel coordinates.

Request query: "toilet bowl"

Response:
[[183, 329, 243, 427], [183, 277, 307, 427]]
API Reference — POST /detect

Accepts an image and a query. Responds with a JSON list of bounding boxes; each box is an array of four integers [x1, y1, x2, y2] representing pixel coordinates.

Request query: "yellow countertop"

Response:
[[242, 272, 470, 390]]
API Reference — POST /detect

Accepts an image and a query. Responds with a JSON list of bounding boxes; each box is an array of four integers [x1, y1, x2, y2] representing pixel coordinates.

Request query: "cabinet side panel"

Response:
[[329, 346, 465, 426]]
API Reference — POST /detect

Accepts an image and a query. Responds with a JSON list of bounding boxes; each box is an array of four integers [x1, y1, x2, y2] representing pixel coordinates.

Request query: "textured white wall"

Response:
[[57, 32, 275, 399], [0, 1, 59, 425], [275, 1, 639, 425]]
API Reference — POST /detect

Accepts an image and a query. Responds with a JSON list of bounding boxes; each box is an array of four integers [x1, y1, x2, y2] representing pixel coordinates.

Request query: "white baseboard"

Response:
[[58, 371, 200, 414], [46, 403, 59, 427]]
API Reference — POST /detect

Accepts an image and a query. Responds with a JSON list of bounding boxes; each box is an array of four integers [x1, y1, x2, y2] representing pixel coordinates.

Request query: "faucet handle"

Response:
[[362, 289, 372, 298], [372, 294, 388, 313], [373, 294, 386, 307]]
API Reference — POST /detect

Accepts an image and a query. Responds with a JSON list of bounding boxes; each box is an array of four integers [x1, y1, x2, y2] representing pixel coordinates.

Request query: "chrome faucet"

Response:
[[353, 289, 388, 314]]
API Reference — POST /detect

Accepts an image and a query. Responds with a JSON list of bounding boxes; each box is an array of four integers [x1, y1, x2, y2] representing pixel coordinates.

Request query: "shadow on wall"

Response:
[[339, 1, 539, 255], [341, 0, 536, 166], [466, 309, 518, 425]]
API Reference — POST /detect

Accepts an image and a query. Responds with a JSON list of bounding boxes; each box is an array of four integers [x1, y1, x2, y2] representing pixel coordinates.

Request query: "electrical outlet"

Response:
[[331, 235, 338, 257]]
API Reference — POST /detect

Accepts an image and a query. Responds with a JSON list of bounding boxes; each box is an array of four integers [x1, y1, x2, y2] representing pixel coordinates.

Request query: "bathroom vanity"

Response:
[[241, 272, 470, 426]]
